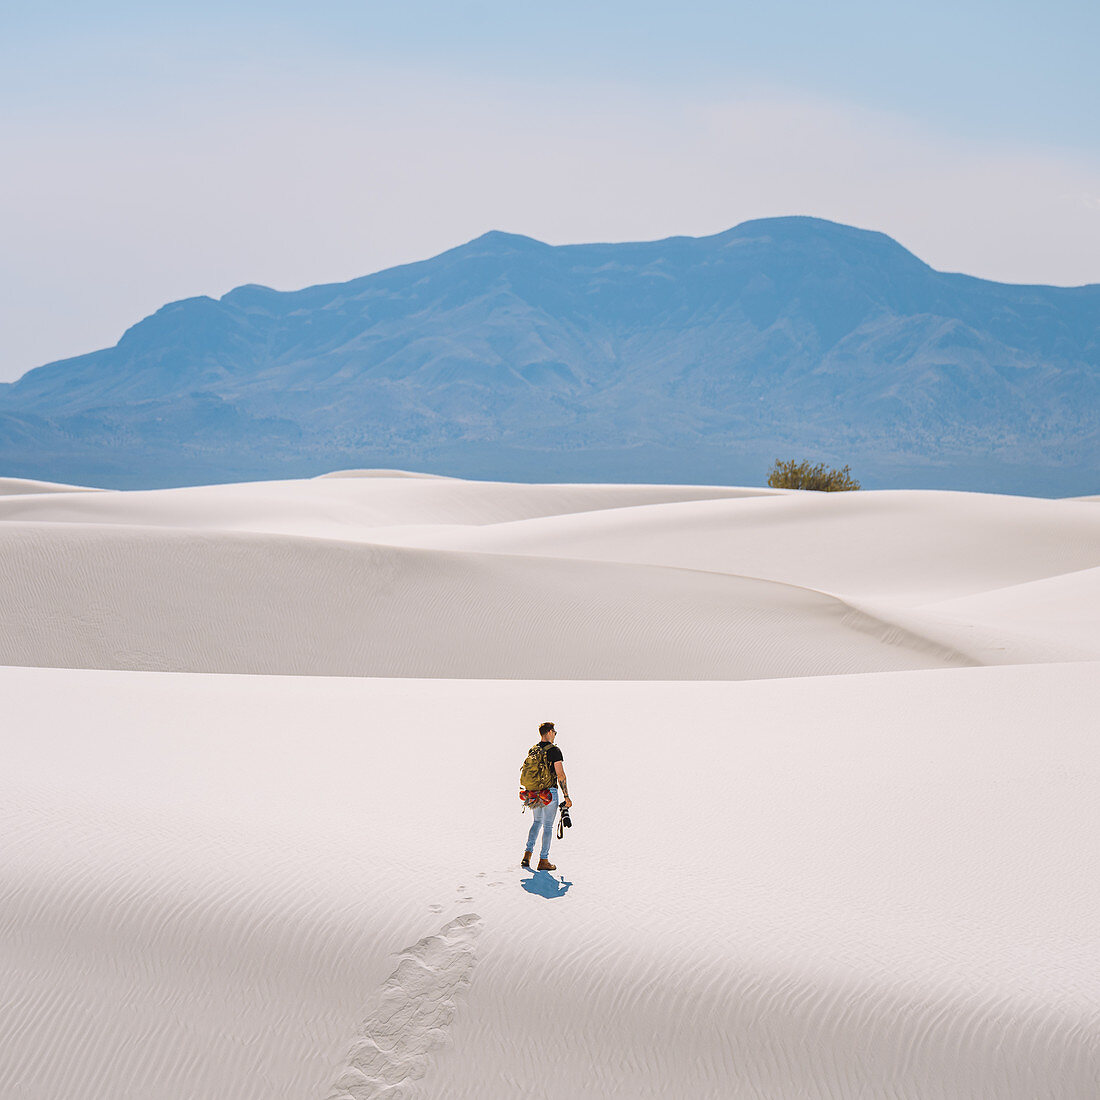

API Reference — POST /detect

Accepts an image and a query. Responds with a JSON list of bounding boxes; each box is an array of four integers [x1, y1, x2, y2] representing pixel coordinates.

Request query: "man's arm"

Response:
[[554, 761, 572, 808]]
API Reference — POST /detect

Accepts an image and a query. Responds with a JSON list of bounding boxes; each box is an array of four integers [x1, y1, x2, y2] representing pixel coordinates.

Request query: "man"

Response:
[[522, 721, 573, 871]]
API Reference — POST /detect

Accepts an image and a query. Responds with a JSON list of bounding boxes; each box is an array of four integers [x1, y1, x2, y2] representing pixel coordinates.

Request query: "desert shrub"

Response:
[[767, 459, 861, 491]]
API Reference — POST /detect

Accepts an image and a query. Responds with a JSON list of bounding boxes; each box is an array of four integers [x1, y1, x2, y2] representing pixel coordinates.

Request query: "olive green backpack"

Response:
[[519, 742, 554, 791]]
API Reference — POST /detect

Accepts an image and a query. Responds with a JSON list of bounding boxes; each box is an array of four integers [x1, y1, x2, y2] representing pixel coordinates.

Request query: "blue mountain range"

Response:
[[2, 216, 1097, 493]]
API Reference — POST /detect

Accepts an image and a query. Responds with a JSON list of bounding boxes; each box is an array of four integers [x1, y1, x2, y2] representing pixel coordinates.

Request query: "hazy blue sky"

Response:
[[2, 0, 1098, 380]]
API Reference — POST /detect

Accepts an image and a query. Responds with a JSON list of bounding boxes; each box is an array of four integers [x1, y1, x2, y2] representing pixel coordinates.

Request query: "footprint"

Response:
[[428, 904, 443, 914], [327, 914, 482, 1100]]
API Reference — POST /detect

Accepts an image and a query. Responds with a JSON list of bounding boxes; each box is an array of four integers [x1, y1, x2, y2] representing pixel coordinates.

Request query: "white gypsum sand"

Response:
[[1, 665, 1098, 1100], [0, 472, 1098, 1099]]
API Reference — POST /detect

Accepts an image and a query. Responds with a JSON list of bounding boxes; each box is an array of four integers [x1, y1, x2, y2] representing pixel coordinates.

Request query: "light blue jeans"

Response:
[[525, 787, 559, 861]]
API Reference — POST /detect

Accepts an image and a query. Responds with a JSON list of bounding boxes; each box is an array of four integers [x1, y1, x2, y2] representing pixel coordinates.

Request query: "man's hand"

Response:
[[563, 797, 573, 809]]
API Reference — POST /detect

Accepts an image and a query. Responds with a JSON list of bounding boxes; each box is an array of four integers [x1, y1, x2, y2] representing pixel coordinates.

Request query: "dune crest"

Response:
[[0, 520, 973, 678], [0, 476, 103, 495], [316, 468, 457, 479]]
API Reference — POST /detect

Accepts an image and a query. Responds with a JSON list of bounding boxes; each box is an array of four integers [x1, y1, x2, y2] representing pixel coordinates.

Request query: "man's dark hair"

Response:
[[538, 721, 555, 737]]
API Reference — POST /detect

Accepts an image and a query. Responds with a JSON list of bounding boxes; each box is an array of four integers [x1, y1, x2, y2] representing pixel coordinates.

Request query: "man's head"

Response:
[[539, 721, 556, 741]]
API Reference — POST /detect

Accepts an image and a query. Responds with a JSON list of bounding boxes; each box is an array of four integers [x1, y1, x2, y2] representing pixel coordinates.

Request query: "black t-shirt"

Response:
[[544, 743, 563, 787]]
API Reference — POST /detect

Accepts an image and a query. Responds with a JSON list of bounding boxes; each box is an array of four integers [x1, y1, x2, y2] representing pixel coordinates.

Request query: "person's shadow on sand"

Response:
[[521, 870, 573, 899]]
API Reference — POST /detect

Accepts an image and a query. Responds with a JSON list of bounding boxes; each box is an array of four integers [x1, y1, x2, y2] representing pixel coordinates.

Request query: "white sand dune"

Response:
[[1, 663, 1097, 1099], [0, 473, 773, 540], [1, 472, 1097, 1098], [902, 564, 1100, 662], [0, 520, 968, 677], [318, 467, 459, 478], [2, 476, 1097, 676], [371, 488, 1100, 605]]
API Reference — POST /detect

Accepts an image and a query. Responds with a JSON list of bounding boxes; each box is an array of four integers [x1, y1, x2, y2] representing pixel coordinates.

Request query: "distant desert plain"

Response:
[[1, 469, 1098, 1098]]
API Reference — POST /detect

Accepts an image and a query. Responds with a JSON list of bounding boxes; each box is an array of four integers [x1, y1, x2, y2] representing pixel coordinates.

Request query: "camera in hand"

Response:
[[559, 805, 572, 829]]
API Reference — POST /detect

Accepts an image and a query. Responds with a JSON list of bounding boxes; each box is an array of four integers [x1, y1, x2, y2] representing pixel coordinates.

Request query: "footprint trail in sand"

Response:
[[327, 914, 482, 1100]]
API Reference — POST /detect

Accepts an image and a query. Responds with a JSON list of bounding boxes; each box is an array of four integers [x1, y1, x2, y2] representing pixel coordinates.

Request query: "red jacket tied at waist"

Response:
[[519, 788, 552, 808]]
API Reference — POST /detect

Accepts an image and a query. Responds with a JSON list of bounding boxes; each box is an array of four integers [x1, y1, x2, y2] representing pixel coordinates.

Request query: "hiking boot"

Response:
[[537, 858, 556, 871], [521, 851, 531, 868]]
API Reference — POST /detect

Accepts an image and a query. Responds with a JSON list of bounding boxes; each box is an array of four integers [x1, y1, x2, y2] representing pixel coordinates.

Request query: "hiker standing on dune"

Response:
[[520, 721, 572, 871]]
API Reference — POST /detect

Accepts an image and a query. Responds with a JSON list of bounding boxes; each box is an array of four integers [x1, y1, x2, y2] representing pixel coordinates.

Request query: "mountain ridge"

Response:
[[2, 216, 1097, 493]]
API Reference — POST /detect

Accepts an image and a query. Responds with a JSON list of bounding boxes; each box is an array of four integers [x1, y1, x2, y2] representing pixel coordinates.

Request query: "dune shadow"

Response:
[[521, 870, 573, 899]]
